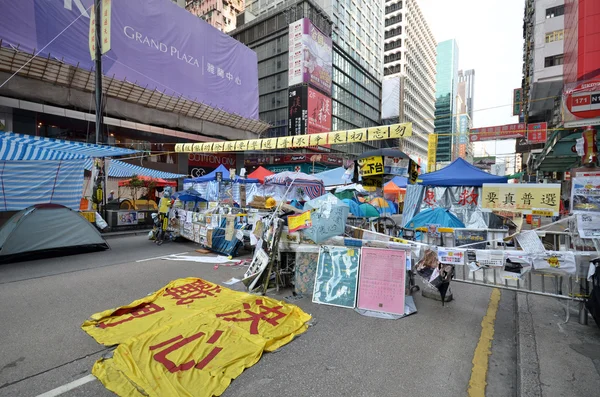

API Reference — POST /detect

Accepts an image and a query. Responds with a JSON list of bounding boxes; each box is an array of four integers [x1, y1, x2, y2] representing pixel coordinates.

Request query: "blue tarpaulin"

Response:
[[313, 167, 350, 187], [418, 158, 507, 187], [386, 176, 408, 188], [404, 208, 465, 229]]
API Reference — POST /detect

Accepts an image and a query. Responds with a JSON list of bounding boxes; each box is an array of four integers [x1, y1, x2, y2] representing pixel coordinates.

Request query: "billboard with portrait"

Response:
[[288, 18, 333, 95]]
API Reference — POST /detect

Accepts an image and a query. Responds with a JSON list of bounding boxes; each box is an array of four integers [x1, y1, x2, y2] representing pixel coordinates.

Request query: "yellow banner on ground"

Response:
[[174, 122, 413, 153], [482, 184, 561, 215], [427, 134, 438, 173], [84, 278, 311, 396]]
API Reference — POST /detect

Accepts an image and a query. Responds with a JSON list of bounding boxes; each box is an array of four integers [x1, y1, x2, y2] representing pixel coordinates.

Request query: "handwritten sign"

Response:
[[357, 248, 406, 315], [288, 210, 312, 233], [313, 246, 360, 309]]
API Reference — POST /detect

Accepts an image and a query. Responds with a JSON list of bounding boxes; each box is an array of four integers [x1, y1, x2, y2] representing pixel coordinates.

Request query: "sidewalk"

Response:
[[517, 293, 600, 397]]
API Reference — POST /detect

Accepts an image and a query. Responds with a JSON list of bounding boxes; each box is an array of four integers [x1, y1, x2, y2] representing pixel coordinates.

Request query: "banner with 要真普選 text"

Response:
[[82, 278, 311, 397], [481, 183, 561, 215], [174, 123, 413, 153]]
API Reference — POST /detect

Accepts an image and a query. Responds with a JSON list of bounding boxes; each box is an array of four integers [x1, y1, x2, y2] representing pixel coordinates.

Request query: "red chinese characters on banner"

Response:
[[470, 123, 527, 142], [98, 303, 165, 329], [458, 189, 478, 206], [527, 122, 547, 144], [150, 330, 224, 373], [424, 189, 436, 207], [216, 299, 287, 335], [307, 88, 332, 135], [165, 279, 222, 305]]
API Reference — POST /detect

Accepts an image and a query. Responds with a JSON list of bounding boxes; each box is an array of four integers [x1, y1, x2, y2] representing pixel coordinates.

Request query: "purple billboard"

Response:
[[0, 0, 259, 119], [288, 18, 332, 95]]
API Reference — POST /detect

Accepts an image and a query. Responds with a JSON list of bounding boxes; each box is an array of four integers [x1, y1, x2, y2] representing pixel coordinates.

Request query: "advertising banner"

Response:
[[288, 18, 333, 95], [288, 86, 307, 135], [470, 123, 527, 142], [427, 134, 438, 173], [381, 77, 401, 119], [527, 122, 548, 144], [357, 248, 406, 316], [1, 0, 259, 119], [307, 87, 332, 135], [562, 78, 600, 128], [482, 183, 561, 215]]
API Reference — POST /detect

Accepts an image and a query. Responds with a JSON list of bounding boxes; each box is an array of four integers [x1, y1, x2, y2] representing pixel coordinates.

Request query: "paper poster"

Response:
[[357, 248, 406, 315], [427, 224, 440, 238], [312, 246, 360, 308], [571, 176, 600, 213], [225, 216, 235, 241], [502, 251, 533, 280], [357, 156, 384, 176], [532, 251, 576, 274], [475, 250, 504, 268], [482, 183, 561, 215], [117, 211, 138, 226], [577, 213, 600, 238], [437, 248, 466, 265], [515, 230, 546, 254], [288, 210, 312, 232], [454, 229, 487, 249], [384, 157, 409, 176]]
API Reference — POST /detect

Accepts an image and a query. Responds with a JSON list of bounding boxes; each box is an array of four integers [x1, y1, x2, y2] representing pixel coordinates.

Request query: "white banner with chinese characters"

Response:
[[481, 184, 561, 215], [420, 186, 499, 229]]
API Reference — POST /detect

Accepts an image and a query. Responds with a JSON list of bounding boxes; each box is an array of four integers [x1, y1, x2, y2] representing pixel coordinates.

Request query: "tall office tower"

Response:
[[434, 38, 459, 163], [454, 69, 474, 162], [381, 0, 436, 162], [186, 0, 246, 33], [458, 69, 475, 121], [232, 0, 383, 155], [171, 0, 186, 7]]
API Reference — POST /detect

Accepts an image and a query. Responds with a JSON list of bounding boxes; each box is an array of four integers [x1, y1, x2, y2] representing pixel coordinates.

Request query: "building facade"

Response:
[[434, 39, 459, 163], [454, 71, 474, 162], [381, 0, 437, 162], [564, 0, 600, 84], [186, 0, 246, 33], [458, 69, 475, 121], [172, 0, 186, 7], [231, 0, 383, 158]]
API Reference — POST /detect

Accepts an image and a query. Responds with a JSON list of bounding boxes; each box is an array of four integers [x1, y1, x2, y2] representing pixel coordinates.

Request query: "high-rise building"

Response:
[[564, 0, 600, 85], [454, 70, 474, 162], [381, 0, 437, 162], [458, 69, 475, 121], [186, 0, 245, 33], [231, 0, 383, 156], [171, 0, 186, 7], [434, 39, 459, 163]]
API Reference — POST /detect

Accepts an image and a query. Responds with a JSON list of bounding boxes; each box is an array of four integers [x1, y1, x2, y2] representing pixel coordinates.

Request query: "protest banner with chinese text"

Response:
[[288, 210, 312, 232], [481, 184, 561, 215], [357, 156, 384, 177]]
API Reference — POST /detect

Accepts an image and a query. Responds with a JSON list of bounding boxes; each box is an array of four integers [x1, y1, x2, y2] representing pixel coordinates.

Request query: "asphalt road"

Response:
[[0, 235, 517, 397]]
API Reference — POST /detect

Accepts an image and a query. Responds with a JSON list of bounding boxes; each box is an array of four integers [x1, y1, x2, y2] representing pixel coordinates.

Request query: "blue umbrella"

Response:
[[172, 188, 206, 202]]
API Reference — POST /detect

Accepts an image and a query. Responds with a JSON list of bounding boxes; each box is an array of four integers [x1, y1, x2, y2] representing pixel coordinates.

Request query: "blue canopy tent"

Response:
[[418, 158, 508, 187], [83, 159, 185, 179]]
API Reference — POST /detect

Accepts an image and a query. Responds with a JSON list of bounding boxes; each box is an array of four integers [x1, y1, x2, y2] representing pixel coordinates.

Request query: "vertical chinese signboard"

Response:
[[513, 88, 523, 116], [89, 0, 112, 60], [427, 134, 438, 172], [307, 87, 332, 135], [288, 87, 307, 135], [481, 183, 561, 215], [527, 122, 547, 144], [288, 18, 333, 95]]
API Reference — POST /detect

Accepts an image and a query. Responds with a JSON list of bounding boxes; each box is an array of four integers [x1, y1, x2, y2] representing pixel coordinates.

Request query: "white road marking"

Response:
[[136, 252, 190, 262], [36, 374, 96, 397]]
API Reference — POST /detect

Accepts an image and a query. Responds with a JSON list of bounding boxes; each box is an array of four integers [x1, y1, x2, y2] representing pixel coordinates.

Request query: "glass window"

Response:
[[546, 5, 564, 18]]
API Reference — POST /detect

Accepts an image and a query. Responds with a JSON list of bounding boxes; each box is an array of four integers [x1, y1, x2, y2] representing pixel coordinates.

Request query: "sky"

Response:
[[418, 0, 524, 167]]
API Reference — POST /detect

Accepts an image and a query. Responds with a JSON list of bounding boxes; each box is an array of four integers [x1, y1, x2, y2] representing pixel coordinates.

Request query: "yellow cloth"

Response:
[[158, 197, 171, 214], [82, 278, 312, 396]]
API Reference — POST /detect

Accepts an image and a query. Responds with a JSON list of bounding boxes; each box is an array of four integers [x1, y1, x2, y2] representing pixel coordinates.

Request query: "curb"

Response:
[[102, 229, 153, 240], [516, 293, 543, 397]]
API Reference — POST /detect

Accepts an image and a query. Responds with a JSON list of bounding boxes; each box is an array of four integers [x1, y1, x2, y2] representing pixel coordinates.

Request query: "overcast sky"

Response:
[[418, 0, 524, 162]]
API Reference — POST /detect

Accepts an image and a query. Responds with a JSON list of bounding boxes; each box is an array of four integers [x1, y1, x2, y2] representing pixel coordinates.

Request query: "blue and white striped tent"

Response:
[[82, 159, 185, 179], [0, 132, 140, 211]]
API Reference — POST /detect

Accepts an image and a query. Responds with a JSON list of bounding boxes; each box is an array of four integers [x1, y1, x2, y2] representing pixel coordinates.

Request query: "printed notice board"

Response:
[[312, 246, 360, 308], [357, 248, 406, 315]]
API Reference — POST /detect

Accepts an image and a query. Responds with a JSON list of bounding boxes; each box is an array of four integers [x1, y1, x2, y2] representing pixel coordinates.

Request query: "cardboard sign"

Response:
[[357, 156, 384, 176], [357, 248, 406, 315], [482, 183, 561, 215], [288, 210, 312, 233], [312, 246, 360, 308]]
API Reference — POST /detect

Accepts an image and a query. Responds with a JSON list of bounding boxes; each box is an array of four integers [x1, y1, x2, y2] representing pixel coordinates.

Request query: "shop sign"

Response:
[[527, 122, 547, 144], [188, 153, 236, 168], [288, 87, 307, 135], [513, 88, 523, 116], [482, 183, 561, 215], [562, 78, 600, 128]]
